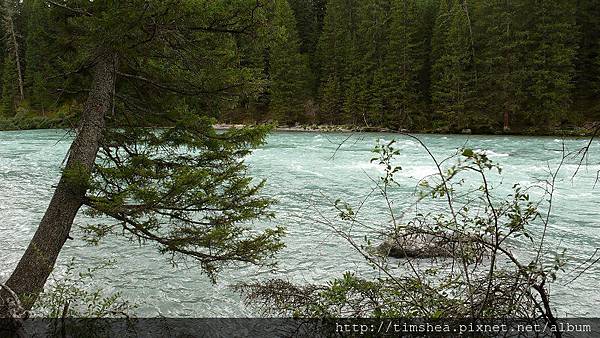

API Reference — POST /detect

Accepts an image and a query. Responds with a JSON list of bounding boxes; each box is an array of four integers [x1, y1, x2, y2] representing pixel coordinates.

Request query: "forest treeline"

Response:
[[1, 0, 600, 133]]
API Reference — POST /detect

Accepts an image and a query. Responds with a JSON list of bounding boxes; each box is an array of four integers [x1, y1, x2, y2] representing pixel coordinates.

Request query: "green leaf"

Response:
[[462, 148, 474, 158]]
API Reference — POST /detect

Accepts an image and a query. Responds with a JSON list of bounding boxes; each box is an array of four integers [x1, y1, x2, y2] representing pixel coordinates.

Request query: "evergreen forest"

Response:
[[1, 0, 599, 133]]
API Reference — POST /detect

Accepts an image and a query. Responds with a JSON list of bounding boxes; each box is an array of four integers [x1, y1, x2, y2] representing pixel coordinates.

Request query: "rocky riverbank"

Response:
[[1, 118, 596, 137], [213, 123, 598, 137]]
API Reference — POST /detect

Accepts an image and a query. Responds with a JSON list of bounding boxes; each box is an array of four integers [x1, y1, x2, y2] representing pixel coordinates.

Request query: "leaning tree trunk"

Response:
[[3, 53, 118, 311]]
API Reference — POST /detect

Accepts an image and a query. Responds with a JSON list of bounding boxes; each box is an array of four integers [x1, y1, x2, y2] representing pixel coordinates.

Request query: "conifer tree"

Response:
[[353, 0, 389, 126], [288, 0, 326, 96], [430, 0, 474, 129], [573, 0, 600, 117], [0, 3, 4, 103], [269, 0, 312, 125], [1, 0, 24, 114], [382, 0, 424, 128], [0, 0, 597, 131], [23, 0, 54, 112], [316, 0, 358, 124], [320, 74, 342, 124], [517, 0, 577, 127], [430, 0, 451, 71], [474, 0, 523, 129], [415, 0, 437, 111], [1, 56, 18, 115], [3, 0, 285, 315]]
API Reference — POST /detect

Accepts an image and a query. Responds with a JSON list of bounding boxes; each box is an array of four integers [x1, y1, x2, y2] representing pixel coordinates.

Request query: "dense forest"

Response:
[[1, 1, 598, 334], [1, 0, 600, 133]]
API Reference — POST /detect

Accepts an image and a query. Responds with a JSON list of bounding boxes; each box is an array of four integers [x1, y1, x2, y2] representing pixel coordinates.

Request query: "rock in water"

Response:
[[378, 232, 455, 258], [377, 231, 486, 259]]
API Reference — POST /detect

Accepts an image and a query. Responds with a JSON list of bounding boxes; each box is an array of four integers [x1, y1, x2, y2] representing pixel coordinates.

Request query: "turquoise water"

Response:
[[1, 129, 599, 317]]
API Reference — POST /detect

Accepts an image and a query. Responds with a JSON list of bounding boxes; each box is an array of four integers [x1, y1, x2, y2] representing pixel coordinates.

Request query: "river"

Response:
[[1, 129, 599, 317]]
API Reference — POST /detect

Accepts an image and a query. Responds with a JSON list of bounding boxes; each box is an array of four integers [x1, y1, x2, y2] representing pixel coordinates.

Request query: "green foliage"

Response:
[[288, 0, 326, 88], [240, 137, 569, 323], [63, 161, 93, 195], [517, 1, 577, 127], [23, 0, 55, 111], [281, 272, 461, 318], [474, 0, 577, 130], [33, 259, 134, 318], [574, 0, 600, 107], [85, 115, 285, 281], [430, 0, 475, 130], [316, 0, 356, 124], [32, 259, 135, 337], [473, 0, 521, 130], [1, 56, 18, 116], [269, 0, 313, 125], [319, 75, 342, 123], [381, 0, 425, 128], [1, 0, 288, 290], [0, 0, 597, 132]]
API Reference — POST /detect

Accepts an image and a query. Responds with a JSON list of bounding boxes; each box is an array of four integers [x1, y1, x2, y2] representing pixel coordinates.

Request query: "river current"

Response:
[[1, 130, 598, 317]]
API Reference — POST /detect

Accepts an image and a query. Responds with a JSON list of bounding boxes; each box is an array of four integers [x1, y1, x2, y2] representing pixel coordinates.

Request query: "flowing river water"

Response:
[[1, 129, 599, 317]]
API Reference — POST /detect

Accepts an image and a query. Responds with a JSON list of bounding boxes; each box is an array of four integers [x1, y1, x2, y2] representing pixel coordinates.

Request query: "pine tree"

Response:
[[1, 0, 24, 114], [269, 0, 313, 125], [430, 0, 451, 71], [320, 74, 342, 123], [381, 0, 424, 128], [430, 0, 475, 130], [1, 56, 18, 115], [517, 0, 577, 128], [474, 0, 524, 130], [316, 0, 359, 124], [1, 0, 595, 130], [288, 0, 327, 96], [23, 0, 54, 112], [0, 3, 4, 103], [573, 0, 600, 118], [353, 0, 389, 126], [3, 0, 285, 312]]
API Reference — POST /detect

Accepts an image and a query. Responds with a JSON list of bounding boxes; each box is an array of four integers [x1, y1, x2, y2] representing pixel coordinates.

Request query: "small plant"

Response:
[[31, 259, 136, 337], [238, 135, 594, 338], [33, 259, 134, 318]]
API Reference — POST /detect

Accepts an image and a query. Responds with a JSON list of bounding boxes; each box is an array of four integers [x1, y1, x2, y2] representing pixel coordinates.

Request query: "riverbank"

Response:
[[214, 123, 598, 137], [1, 116, 596, 137], [0, 115, 73, 131]]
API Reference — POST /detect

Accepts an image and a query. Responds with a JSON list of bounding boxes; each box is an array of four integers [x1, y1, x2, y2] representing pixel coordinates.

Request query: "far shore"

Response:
[[213, 123, 596, 137], [214, 123, 377, 133], [0, 117, 595, 137]]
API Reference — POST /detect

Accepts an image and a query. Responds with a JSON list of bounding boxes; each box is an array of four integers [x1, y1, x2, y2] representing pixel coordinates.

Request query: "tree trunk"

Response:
[[8, 15, 24, 101], [461, 0, 477, 83], [3, 53, 118, 311], [2, 0, 24, 101]]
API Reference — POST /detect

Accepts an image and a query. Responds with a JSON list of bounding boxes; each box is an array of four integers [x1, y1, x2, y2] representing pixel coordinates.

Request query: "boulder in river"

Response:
[[377, 231, 483, 259]]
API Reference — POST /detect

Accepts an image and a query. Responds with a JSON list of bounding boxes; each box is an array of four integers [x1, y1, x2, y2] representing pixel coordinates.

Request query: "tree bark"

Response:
[[7, 15, 24, 101], [2, 0, 24, 101], [3, 53, 118, 311]]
